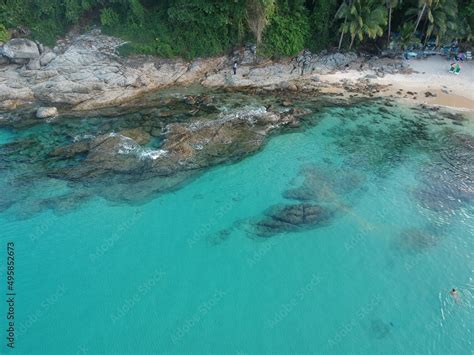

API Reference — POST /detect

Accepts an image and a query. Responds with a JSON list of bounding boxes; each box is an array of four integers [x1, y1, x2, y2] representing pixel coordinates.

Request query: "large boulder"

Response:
[[36, 107, 58, 118], [2, 38, 40, 59]]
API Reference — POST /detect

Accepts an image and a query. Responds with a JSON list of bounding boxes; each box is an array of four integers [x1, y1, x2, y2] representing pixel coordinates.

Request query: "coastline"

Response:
[[0, 31, 473, 115]]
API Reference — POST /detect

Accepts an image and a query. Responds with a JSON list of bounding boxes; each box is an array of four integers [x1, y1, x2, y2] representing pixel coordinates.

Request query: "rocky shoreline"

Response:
[[0, 29, 410, 114]]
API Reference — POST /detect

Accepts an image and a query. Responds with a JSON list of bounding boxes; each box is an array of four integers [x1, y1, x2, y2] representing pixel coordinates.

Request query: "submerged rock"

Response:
[[413, 132, 474, 212], [119, 128, 151, 145], [392, 228, 440, 254], [370, 319, 391, 339], [283, 164, 365, 203], [254, 203, 332, 237], [35, 103, 308, 206]]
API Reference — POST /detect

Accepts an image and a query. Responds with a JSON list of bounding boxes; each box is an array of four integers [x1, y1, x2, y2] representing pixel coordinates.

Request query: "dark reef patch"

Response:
[[370, 318, 391, 340], [253, 203, 333, 237], [283, 164, 366, 204], [413, 131, 474, 213], [391, 227, 441, 254]]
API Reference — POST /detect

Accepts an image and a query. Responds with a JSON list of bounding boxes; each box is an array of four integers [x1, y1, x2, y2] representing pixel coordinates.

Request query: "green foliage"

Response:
[[399, 22, 419, 49], [246, 0, 276, 50], [309, 0, 338, 51], [166, 0, 246, 58], [425, 0, 458, 45], [0, 0, 472, 59], [100, 8, 120, 29], [406, 0, 462, 45], [337, 0, 387, 49], [263, 10, 309, 56], [0, 24, 10, 42]]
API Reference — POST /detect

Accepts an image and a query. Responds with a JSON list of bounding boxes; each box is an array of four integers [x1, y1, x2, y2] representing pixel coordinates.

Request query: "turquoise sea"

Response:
[[0, 96, 473, 354]]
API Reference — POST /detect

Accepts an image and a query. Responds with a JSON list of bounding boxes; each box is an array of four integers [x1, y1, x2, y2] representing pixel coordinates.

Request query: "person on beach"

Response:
[[291, 56, 298, 74], [233, 61, 237, 75]]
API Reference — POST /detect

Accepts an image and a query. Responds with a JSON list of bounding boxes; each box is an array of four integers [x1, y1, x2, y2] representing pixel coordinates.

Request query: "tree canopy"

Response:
[[0, 0, 472, 59]]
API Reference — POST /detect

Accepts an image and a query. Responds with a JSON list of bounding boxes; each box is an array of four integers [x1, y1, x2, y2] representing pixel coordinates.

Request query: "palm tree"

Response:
[[399, 22, 419, 49], [337, 0, 387, 49], [408, 0, 457, 44], [412, 0, 439, 35], [425, 0, 457, 44], [386, 0, 401, 46], [335, 0, 352, 50]]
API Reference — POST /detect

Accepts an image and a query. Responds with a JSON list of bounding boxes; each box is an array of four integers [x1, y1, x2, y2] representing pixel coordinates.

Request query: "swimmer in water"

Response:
[[450, 288, 460, 302]]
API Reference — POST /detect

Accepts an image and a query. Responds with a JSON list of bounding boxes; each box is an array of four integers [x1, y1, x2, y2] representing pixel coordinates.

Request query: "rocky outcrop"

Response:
[[1, 38, 40, 59], [35, 102, 309, 205], [36, 106, 58, 118], [254, 203, 333, 237], [0, 29, 366, 111]]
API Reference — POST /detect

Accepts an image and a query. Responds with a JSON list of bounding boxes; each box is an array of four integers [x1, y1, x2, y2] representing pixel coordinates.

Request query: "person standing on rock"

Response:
[[233, 61, 238, 75], [291, 55, 299, 75]]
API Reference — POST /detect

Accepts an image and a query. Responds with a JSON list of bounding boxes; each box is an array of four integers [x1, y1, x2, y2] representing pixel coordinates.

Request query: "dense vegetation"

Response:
[[0, 0, 473, 59]]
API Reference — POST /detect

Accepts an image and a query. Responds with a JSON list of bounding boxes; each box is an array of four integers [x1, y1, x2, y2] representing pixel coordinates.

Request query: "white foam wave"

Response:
[[139, 149, 167, 160]]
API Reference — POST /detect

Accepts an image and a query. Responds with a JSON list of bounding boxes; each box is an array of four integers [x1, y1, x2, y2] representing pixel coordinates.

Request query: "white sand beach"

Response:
[[319, 56, 474, 113]]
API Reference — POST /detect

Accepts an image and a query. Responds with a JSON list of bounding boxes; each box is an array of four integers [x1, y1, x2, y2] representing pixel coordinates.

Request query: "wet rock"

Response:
[[42, 105, 306, 203], [49, 140, 90, 158], [150, 128, 162, 137], [36, 106, 58, 118], [158, 110, 173, 118], [119, 128, 151, 145], [254, 203, 332, 237], [184, 95, 197, 105]]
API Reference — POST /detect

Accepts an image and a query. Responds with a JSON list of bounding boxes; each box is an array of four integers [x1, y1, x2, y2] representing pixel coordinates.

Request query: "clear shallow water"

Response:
[[0, 100, 473, 354]]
